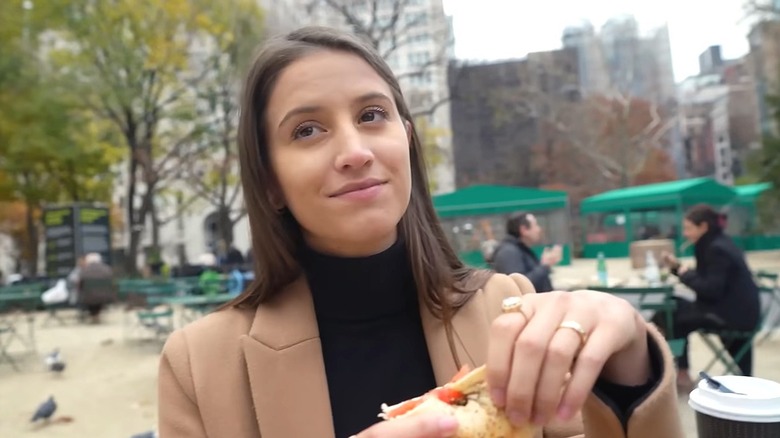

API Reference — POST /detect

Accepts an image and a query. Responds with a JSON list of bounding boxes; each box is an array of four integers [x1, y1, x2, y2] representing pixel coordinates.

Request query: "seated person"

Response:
[[658, 204, 760, 390], [492, 212, 561, 292]]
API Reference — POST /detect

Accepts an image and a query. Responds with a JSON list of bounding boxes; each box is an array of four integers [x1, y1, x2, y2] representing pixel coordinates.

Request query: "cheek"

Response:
[[271, 150, 322, 209], [389, 145, 413, 201]]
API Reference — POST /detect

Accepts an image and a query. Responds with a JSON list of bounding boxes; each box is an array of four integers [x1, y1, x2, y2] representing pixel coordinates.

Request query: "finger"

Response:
[[504, 293, 568, 425], [353, 414, 459, 438], [531, 318, 590, 426], [487, 309, 534, 408], [556, 328, 613, 421]]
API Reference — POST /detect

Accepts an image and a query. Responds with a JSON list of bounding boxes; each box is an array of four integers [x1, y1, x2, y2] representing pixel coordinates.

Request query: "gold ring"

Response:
[[557, 320, 589, 348], [501, 296, 529, 320]]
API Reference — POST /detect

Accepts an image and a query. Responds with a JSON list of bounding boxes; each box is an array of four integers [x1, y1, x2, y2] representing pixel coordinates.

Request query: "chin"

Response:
[[341, 215, 400, 244]]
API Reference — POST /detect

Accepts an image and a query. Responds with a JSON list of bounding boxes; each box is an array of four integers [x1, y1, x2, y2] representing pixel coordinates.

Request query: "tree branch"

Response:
[[157, 193, 199, 226], [411, 95, 450, 118]]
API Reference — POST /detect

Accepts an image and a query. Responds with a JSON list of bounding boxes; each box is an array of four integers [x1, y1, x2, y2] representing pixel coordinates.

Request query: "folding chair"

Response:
[[0, 308, 20, 371], [755, 271, 780, 345], [40, 301, 72, 327], [122, 282, 177, 342], [696, 286, 776, 375], [0, 287, 41, 365]]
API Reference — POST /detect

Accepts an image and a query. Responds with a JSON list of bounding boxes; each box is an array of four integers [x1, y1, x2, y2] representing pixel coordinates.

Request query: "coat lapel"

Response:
[[240, 277, 335, 438]]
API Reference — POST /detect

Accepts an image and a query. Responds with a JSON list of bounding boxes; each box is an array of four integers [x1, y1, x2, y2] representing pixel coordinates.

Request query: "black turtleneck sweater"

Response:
[[300, 239, 436, 438]]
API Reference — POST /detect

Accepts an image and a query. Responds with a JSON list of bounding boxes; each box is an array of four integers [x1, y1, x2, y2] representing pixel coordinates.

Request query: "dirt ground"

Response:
[[0, 310, 160, 437], [1, 250, 778, 437]]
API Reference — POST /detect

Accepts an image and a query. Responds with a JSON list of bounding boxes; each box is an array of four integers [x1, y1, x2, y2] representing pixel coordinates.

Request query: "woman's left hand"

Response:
[[486, 290, 650, 428]]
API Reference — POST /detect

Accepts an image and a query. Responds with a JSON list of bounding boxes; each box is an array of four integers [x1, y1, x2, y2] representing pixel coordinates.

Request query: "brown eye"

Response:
[[293, 124, 323, 140], [359, 107, 388, 123]]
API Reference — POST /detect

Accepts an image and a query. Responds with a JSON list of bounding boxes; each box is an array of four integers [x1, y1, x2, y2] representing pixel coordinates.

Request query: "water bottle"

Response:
[[596, 252, 608, 286], [644, 251, 661, 286]]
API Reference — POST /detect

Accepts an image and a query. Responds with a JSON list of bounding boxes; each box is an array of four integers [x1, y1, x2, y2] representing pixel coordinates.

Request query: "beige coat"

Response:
[[158, 273, 685, 437]]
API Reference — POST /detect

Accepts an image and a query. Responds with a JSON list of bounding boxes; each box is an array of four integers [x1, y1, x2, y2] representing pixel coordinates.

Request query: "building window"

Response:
[[406, 12, 428, 26], [408, 51, 431, 67], [409, 71, 433, 86], [409, 33, 430, 44]]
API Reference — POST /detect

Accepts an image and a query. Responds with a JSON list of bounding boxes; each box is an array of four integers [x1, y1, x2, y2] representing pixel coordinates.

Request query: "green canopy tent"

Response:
[[734, 182, 772, 203], [732, 183, 780, 250], [579, 178, 737, 258], [432, 185, 572, 267]]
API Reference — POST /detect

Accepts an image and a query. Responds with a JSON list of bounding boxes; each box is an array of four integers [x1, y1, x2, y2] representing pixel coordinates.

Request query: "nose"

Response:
[[333, 125, 374, 171]]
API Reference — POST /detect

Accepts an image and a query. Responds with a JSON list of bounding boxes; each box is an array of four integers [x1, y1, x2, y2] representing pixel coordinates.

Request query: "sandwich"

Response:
[[379, 365, 536, 438]]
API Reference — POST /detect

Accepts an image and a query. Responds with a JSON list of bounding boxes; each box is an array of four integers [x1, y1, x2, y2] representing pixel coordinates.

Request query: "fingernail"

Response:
[[491, 389, 506, 407], [437, 416, 458, 434], [557, 405, 572, 420], [508, 410, 526, 427]]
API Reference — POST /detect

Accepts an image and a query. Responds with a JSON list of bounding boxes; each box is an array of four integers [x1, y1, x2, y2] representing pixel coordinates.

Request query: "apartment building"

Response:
[[563, 16, 676, 107], [448, 49, 581, 188], [748, 19, 780, 134], [678, 48, 761, 185]]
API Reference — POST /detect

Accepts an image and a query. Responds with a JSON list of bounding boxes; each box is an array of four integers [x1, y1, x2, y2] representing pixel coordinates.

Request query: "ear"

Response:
[[267, 189, 285, 212], [404, 119, 413, 147]]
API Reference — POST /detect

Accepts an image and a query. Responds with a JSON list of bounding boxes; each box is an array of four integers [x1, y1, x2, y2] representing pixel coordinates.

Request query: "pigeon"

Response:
[[44, 349, 66, 373], [31, 396, 57, 422], [130, 431, 158, 438]]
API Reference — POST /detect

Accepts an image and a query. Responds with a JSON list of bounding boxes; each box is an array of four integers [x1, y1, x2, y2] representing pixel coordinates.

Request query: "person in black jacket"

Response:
[[491, 212, 562, 292], [660, 204, 760, 389]]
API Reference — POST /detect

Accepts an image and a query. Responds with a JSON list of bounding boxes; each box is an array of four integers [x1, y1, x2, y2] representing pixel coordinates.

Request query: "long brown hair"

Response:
[[229, 26, 490, 361]]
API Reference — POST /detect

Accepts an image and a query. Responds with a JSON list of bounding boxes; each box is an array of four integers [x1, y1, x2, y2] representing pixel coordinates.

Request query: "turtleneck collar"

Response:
[[298, 236, 417, 322]]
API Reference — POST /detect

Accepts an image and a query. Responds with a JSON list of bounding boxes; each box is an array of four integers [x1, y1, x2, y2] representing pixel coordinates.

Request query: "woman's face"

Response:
[[265, 50, 412, 256], [682, 219, 708, 244]]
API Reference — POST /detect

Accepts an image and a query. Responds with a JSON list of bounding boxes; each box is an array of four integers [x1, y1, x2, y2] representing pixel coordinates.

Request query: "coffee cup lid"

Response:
[[689, 375, 780, 423]]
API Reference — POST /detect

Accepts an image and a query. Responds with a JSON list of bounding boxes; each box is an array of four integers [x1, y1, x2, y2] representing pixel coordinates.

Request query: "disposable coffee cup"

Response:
[[689, 375, 780, 437]]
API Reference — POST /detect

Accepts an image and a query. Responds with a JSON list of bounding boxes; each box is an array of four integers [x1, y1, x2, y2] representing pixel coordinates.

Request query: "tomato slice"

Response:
[[385, 367, 470, 418], [430, 387, 464, 404], [385, 398, 423, 418]]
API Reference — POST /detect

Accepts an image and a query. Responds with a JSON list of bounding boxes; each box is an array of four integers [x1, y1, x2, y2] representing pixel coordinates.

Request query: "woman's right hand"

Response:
[[661, 251, 679, 269], [351, 414, 458, 438]]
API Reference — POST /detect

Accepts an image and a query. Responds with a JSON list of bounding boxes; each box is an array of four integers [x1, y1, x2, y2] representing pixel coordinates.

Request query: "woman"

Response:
[[158, 27, 683, 438], [662, 204, 760, 389]]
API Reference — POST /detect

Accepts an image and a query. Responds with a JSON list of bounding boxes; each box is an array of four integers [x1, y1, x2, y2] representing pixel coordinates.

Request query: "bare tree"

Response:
[[306, 0, 454, 118], [744, 0, 780, 19], [55, 0, 264, 274], [175, 52, 246, 249], [484, 53, 673, 191], [567, 93, 674, 187], [158, 6, 265, 259]]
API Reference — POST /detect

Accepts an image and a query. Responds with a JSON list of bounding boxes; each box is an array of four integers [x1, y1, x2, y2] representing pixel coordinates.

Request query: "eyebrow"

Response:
[[277, 92, 394, 128]]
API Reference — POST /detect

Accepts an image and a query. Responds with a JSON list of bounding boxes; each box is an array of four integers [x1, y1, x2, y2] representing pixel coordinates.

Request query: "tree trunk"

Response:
[[125, 156, 140, 275], [175, 193, 188, 266], [24, 200, 38, 277], [218, 206, 234, 247], [150, 198, 161, 251]]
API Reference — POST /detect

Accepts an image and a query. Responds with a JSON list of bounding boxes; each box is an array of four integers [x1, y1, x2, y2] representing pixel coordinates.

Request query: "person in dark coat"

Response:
[[491, 212, 561, 292], [79, 253, 114, 323], [660, 204, 760, 389]]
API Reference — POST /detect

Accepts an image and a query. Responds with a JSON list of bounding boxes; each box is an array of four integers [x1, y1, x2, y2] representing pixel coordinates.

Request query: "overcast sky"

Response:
[[442, 0, 753, 82]]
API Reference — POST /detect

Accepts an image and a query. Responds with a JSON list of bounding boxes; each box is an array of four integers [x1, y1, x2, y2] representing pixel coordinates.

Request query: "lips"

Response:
[[329, 179, 386, 197]]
